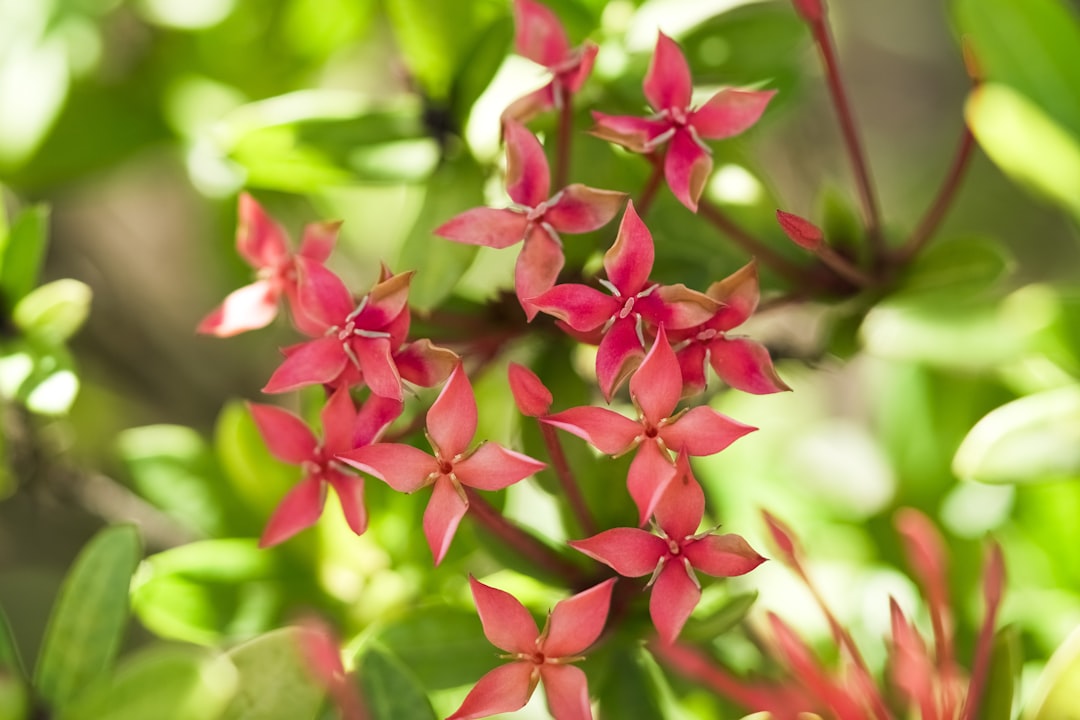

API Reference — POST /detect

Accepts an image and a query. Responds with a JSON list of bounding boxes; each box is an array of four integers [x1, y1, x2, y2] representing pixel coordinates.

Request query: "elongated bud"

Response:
[[761, 509, 798, 565], [776, 209, 824, 250], [508, 362, 553, 417], [792, 0, 825, 23]]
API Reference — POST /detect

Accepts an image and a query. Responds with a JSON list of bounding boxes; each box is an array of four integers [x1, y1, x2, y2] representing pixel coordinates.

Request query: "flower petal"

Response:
[[326, 470, 367, 536], [298, 220, 340, 263], [394, 339, 459, 388], [569, 529, 666, 577], [653, 455, 704, 541], [559, 42, 598, 94], [596, 316, 646, 402], [705, 260, 760, 330], [649, 559, 700, 644], [516, 226, 565, 321], [263, 336, 348, 393], [674, 342, 708, 397], [691, 88, 775, 139], [336, 443, 437, 493], [352, 393, 404, 447], [248, 403, 317, 464], [424, 476, 469, 564], [259, 477, 326, 547], [456, 442, 545, 491], [295, 256, 354, 329], [627, 440, 677, 525], [545, 185, 625, 234], [539, 664, 592, 720], [660, 406, 755, 456], [645, 283, 720, 329], [684, 533, 766, 578], [362, 270, 415, 328], [321, 387, 357, 455], [469, 576, 540, 654], [602, 201, 653, 295], [505, 121, 551, 207], [644, 32, 692, 112], [197, 280, 280, 337], [237, 193, 289, 268], [630, 326, 681, 427], [447, 662, 537, 720], [542, 578, 616, 657], [528, 283, 617, 332], [353, 336, 403, 401], [590, 112, 669, 153], [427, 364, 477, 458], [709, 336, 790, 394], [508, 363, 552, 417], [435, 207, 530, 249], [664, 128, 712, 212], [512, 0, 570, 68], [501, 84, 556, 126], [541, 406, 640, 455]]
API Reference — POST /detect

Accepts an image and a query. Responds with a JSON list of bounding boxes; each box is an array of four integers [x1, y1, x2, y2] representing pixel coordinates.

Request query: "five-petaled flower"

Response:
[[592, 32, 775, 212], [435, 121, 625, 319], [448, 576, 616, 720], [337, 364, 546, 564]]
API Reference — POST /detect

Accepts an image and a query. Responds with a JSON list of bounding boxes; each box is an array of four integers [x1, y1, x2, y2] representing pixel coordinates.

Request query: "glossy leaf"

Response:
[[222, 627, 325, 720], [34, 525, 142, 709], [355, 645, 437, 720], [0, 204, 49, 308], [593, 640, 666, 720], [375, 604, 495, 690]]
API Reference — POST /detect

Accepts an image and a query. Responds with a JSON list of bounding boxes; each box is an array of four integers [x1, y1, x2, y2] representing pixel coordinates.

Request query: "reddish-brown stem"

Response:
[[698, 198, 809, 286], [635, 159, 665, 218], [554, 89, 574, 191], [647, 639, 779, 711], [815, 243, 875, 287], [539, 422, 596, 536], [896, 124, 976, 264], [465, 488, 588, 585]]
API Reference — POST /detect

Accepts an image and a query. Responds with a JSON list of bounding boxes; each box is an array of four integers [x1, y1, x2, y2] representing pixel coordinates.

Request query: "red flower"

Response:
[[249, 387, 401, 547], [337, 364, 545, 564], [502, 0, 599, 123], [592, 32, 775, 211], [448, 576, 616, 720], [435, 122, 624, 319], [198, 193, 338, 337], [570, 455, 764, 644]]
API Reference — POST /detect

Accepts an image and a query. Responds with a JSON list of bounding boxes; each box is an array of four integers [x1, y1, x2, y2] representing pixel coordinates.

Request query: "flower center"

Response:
[[695, 328, 719, 342], [669, 106, 689, 127]]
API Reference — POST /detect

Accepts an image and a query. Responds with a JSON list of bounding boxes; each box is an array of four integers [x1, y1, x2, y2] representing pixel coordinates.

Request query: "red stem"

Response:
[[698, 198, 809, 286], [539, 422, 596, 536], [647, 639, 779, 711], [554, 88, 574, 191], [635, 159, 665, 218]]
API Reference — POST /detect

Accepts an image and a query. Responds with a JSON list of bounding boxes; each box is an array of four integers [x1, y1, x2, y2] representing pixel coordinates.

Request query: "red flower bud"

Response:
[[776, 209, 824, 250]]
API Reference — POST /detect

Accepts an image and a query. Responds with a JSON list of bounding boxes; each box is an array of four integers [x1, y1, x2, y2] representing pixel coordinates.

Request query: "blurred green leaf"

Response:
[[33, 525, 142, 709], [0, 673, 29, 720], [214, 400, 297, 522], [0, 338, 81, 416], [1024, 622, 1080, 720], [0, 205, 49, 309], [449, 16, 513, 127], [12, 279, 92, 345], [965, 83, 1080, 221], [980, 625, 1020, 720], [376, 604, 494, 690], [0, 34, 70, 170], [593, 640, 666, 720], [222, 627, 325, 720], [954, 385, 1080, 484], [58, 646, 237, 720], [355, 645, 437, 720], [0, 607, 24, 677], [895, 236, 1014, 301], [682, 591, 758, 643]]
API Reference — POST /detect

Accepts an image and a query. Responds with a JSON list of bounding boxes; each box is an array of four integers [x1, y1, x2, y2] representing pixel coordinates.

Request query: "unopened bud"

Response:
[[776, 209, 824, 250]]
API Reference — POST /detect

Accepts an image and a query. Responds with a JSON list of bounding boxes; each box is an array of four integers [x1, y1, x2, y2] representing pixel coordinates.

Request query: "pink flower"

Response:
[[198, 193, 338, 337], [569, 454, 764, 644], [528, 201, 719, 399], [542, 326, 754, 523], [435, 122, 624, 319], [508, 362, 553, 418], [668, 261, 790, 396], [592, 32, 775, 211], [337, 364, 545, 564], [502, 0, 599, 123], [249, 387, 402, 547], [448, 576, 616, 720]]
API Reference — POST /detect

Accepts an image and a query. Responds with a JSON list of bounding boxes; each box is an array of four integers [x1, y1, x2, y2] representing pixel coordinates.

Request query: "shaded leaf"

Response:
[[376, 604, 495, 690], [979, 625, 1020, 720], [681, 591, 758, 643], [593, 640, 667, 720], [0, 607, 24, 677], [222, 627, 325, 720], [895, 236, 1014, 301], [355, 644, 437, 720]]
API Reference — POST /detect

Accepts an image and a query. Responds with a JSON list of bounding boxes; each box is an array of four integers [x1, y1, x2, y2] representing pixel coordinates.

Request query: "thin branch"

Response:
[[540, 422, 596, 536], [554, 89, 574, 191], [635, 159, 665, 218], [698, 198, 810, 286]]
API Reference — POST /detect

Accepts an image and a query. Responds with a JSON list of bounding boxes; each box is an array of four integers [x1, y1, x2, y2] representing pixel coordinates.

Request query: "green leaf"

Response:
[[0, 673, 29, 720], [0, 35, 70, 171], [954, 385, 1080, 484], [355, 645, 437, 720], [0, 338, 81, 416], [979, 626, 1020, 720], [214, 401, 297, 522], [0, 607, 24, 678], [58, 646, 238, 720], [1024, 622, 1080, 720], [895, 236, 1014, 301], [33, 525, 142, 709], [222, 627, 325, 720], [375, 604, 495, 691], [12, 279, 92, 345], [681, 591, 758, 643], [965, 83, 1080, 221], [593, 641, 667, 720], [0, 205, 49, 308]]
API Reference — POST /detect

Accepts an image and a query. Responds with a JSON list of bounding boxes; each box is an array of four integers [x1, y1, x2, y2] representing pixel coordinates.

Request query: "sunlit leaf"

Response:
[[222, 627, 325, 720], [0, 205, 49, 308], [12, 279, 92, 345], [1024, 622, 1080, 720], [0, 35, 70, 170], [0, 673, 29, 720], [214, 400, 297, 521], [355, 644, 437, 720]]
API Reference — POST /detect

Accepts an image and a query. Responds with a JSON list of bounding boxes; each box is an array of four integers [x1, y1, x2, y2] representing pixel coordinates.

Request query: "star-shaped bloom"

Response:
[[435, 122, 624, 319], [249, 387, 402, 547], [448, 576, 616, 720], [337, 364, 546, 564], [669, 261, 790, 397], [528, 201, 719, 399], [592, 32, 775, 211], [570, 456, 764, 644], [542, 325, 754, 523], [502, 0, 600, 124]]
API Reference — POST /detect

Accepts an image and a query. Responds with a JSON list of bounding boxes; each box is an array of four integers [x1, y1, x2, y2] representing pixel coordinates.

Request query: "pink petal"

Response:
[[508, 363, 552, 417], [769, 613, 864, 716], [504, 121, 551, 208], [660, 407, 755, 456], [197, 280, 280, 337], [590, 112, 669, 153], [596, 317, 646, 402], [336, 443, 437, 493], [353, 336, 403, 401], [427, 364, 477, 458], [237, 193, 289, 268], [627, 440, 677, 525], [248, 402, 317, 464], [709, 336, 790, 394], [320, 387, 357, 455], [501, 84, 556, 126], [690, 89, 776, 140], [512, 0, 570, 68], [569, 529, 666, 577], [541, 406, 640, 455], [649, 559, 700, 645], [528, 283, 617, 332], [456, 442, 545, 491], [644, 32, 692, 112], [259, 478, 326, 547], [352, 393, 404, 447], [326, 470, 367, 536], [684, 534, 766, 577], [469, 576, 540, 654], [283, 282, 329, 338], [516, 226, 565, 321], [295, 257, 354, 329], [630, 326, 681, 427], [888, 600, 938, 719], [425, 477, 469, 564], [542, 578, 616, 657], [447, 662, 537, 720], [645, 284, 720, 329], [558, 42, 598, 94], [263, 336, 348, 393], [653, 455, 704, 540], [602, 202, 653, 295], [434, 207, 529, 249], [705, 261, 760, 330], [297, 220, 340, 263], [664, 128, 712, 212], [544, 185, 625, 234], [362, 271, 415, 328], [675, 342, 708, 397], [762, 510, 799, 565], [394, 339, 459, 388], [539, 664, 592, 720], [895, 509, 953, 664]]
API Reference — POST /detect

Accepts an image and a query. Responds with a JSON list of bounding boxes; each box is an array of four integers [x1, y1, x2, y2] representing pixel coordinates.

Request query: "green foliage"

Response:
[[981, 626, 1021, 720], [1025, 623, 1080, 720], [592, 640, 667, 720], [375, 604, 495, 691], [221, 627, 326, 720], [355, 644, 438, 720]]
